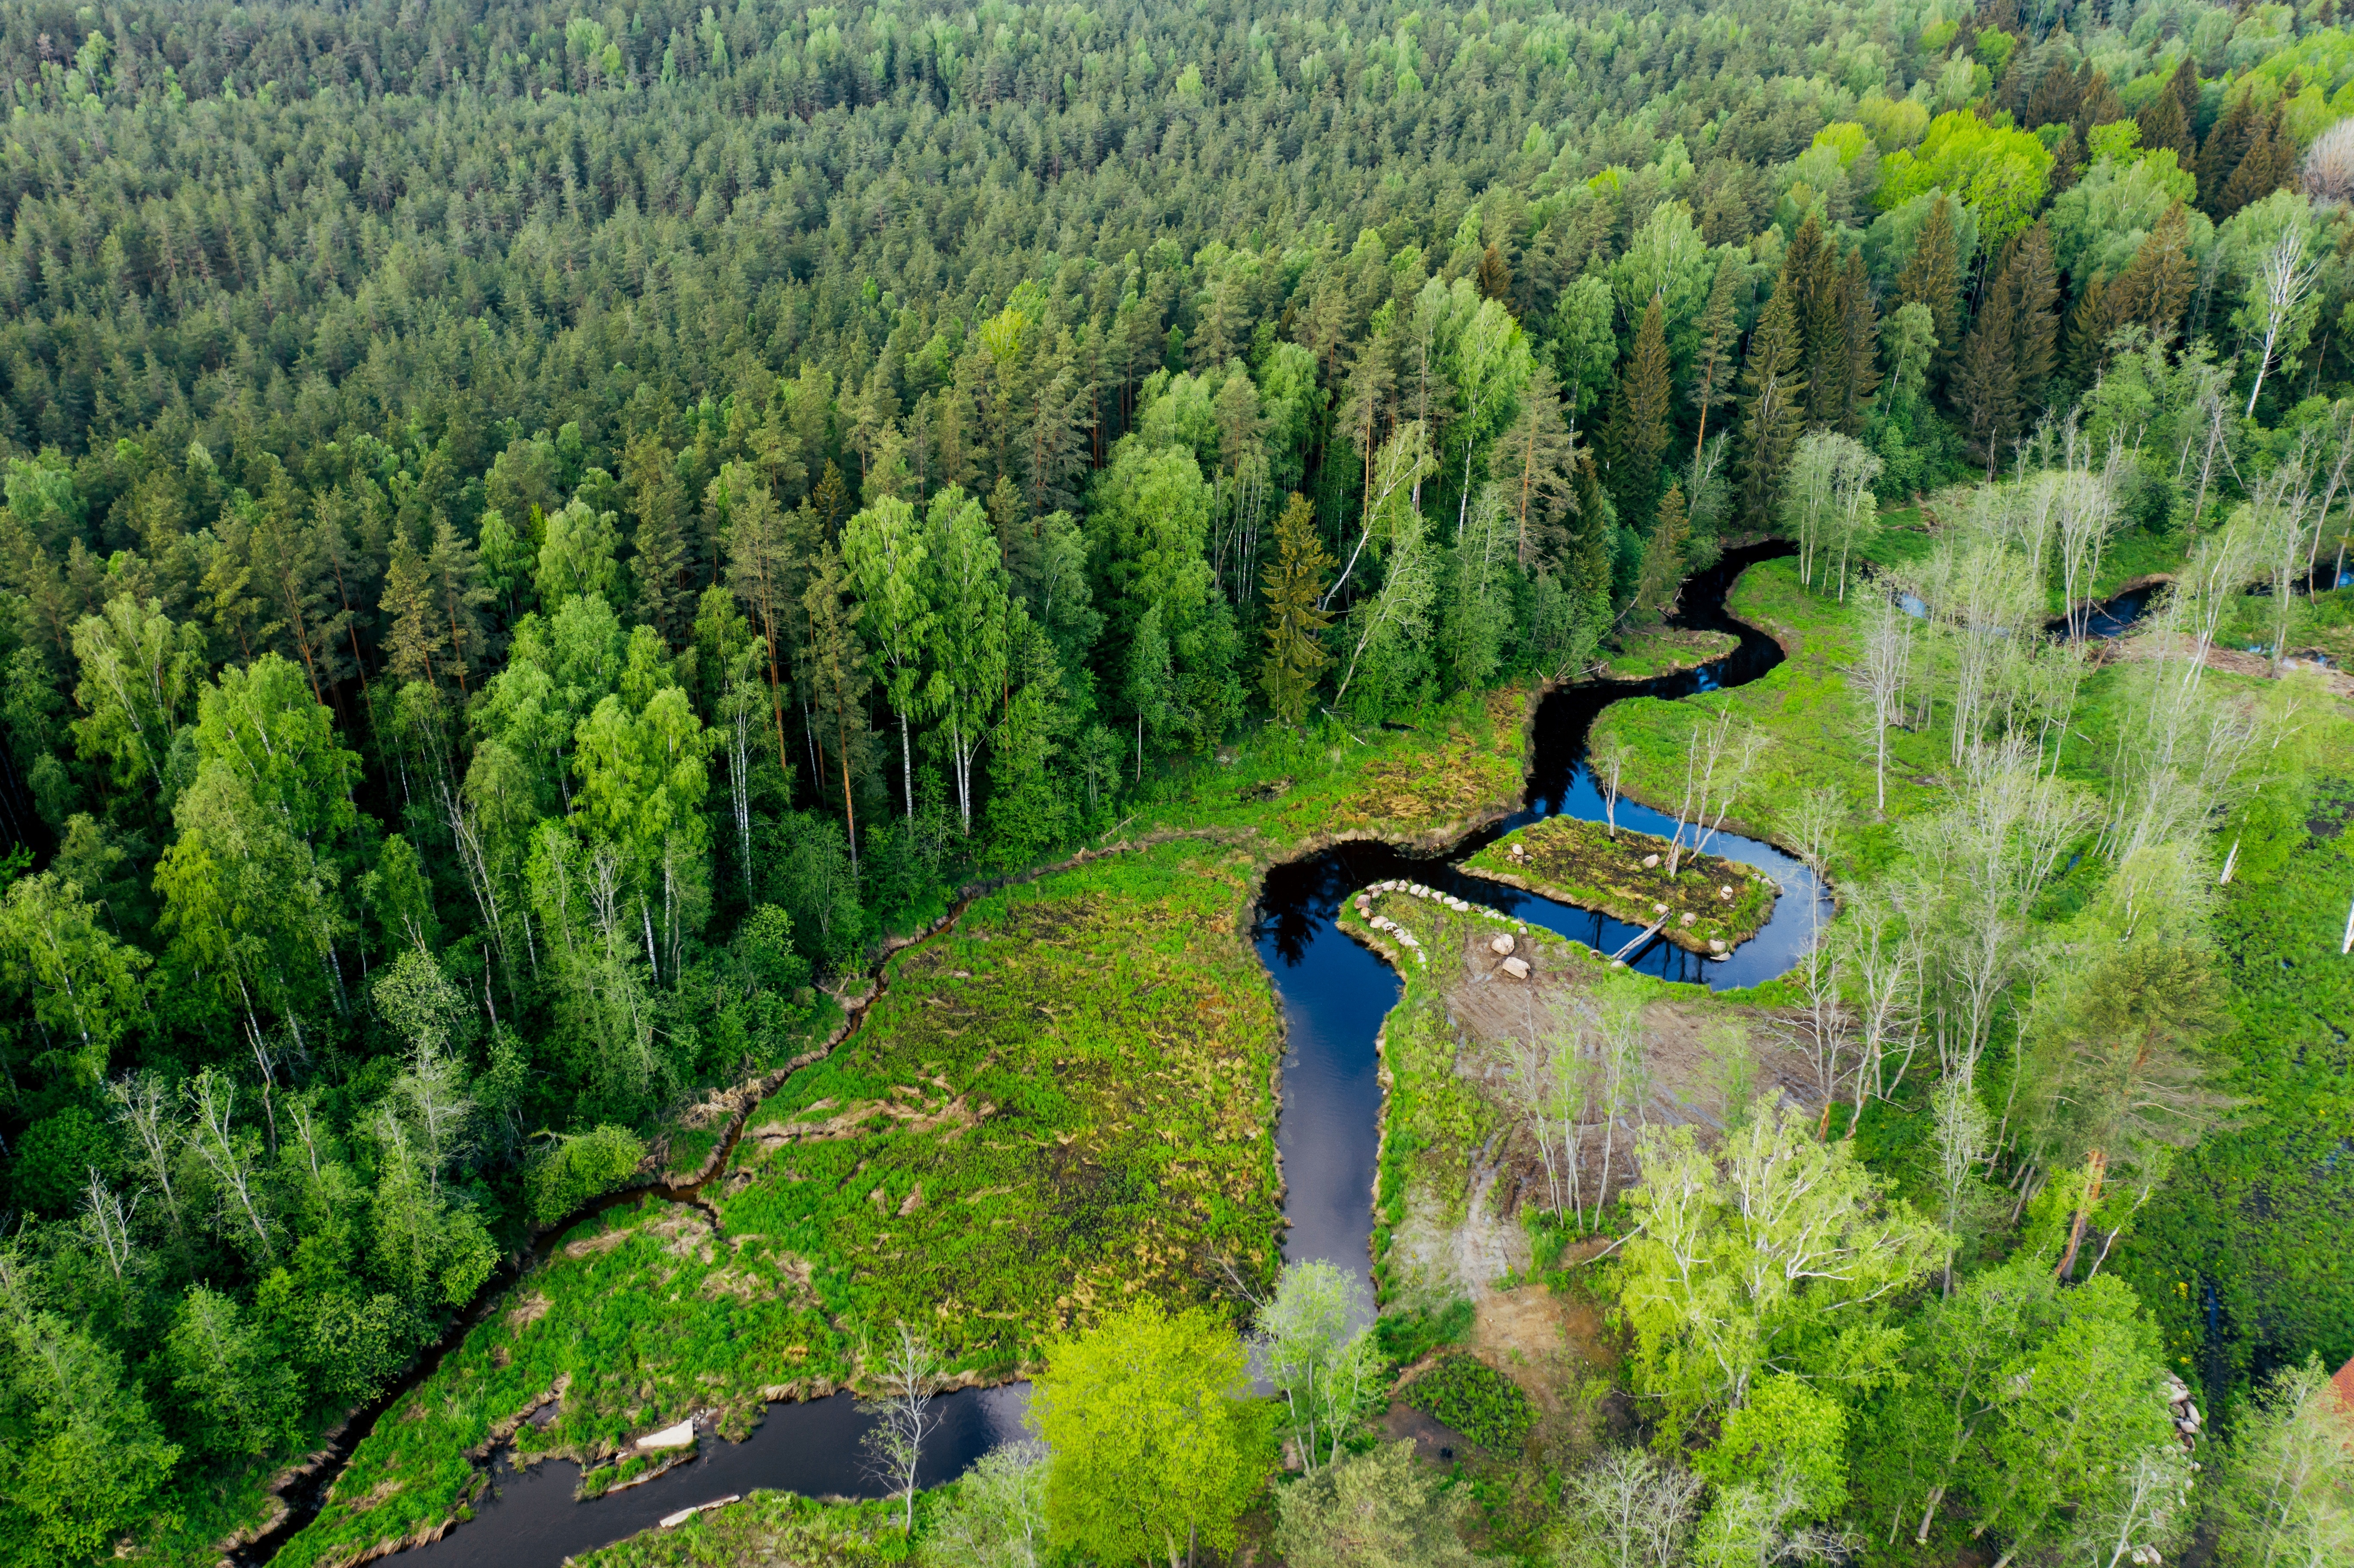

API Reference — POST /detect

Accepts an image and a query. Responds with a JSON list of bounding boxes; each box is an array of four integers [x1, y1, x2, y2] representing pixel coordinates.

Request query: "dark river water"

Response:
[[285, 543, 2145, 1564]]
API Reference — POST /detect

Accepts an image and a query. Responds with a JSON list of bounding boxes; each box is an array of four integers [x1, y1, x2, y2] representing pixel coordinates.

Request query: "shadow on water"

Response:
[[1254, 542, 1831, 1301], [390, 1386, 1031, 1567]]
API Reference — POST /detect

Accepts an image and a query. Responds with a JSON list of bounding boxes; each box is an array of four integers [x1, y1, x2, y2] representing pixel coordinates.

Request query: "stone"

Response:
[[1642, 853, 1660, 868], [1709, 939, 1726, 952], [1679, 912, 1696, 926], [1490, 934, 1516, 956], [1652, 902, 1668, 915], [1500, 956, 1531, 979], [1721, 885, 1735, 898]]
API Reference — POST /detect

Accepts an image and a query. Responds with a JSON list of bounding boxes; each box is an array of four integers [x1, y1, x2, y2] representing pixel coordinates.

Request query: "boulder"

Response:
[[1679, 912, 1696, 926], [1499, 956, 1531, 980], [1490, 934, 1516, 956], [1642, 854, 1660, 868], [1652, 902, 1668, 915], [1720, 885, 1735, 899], [1709, 939, 1726, 952]]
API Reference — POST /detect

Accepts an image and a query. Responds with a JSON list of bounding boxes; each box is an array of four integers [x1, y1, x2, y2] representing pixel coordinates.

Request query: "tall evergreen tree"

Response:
[[1836, 250, 1883, 438], [2008, 223, 2061, 416], [2136, 83, 2195, 165], [2114, 202, 2199, 346], [1488, 365, 1580, 568], [1258, 495, 1334, 725], [1604, 295, 1672, 527], [1955, 266, 2021, 477], [1897, 196, 1965, 391], [1736, 287, 1807, 529], [1689, 257, 1747, 460], [626, 436, 691, 648]]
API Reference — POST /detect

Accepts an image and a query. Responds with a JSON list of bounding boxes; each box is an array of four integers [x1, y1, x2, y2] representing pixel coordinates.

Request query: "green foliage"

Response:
[[1034, 1299, 1270, 1566], [1877, 111, 2056, 243], [1374, 1297, 1475, 1366], [1400, 1353, 1536, 1453], [526, 1125, 649, 1228], [1275, 1441, 1499, 1568]]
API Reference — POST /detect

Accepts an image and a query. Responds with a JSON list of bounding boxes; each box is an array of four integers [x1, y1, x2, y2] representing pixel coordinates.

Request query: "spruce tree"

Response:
[[2218, 108, 2293, 219], [626, 434, 691, 648], [1736, 287, 1807, 530], [2066, 275, 2122, 379], [2115, 202, 2198, 346], [1604, 295, 1672, 529], [1836, 250, 1882, 438], [1627, 482, 1691, 628], [2136, 84, 2194, 165], [2008, 222, 2061, 414], [1955, 267, 2021, 477], [1258, 494, 1335, 725], [1897, 195, 1964, 392], [1689, 256, 1746, 460], [2198, 95, 2257, 215]]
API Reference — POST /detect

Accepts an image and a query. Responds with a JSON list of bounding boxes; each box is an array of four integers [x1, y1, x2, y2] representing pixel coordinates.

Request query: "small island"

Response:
[[1593, 626, 1740, 683], [1465, 816, 1780, 956]]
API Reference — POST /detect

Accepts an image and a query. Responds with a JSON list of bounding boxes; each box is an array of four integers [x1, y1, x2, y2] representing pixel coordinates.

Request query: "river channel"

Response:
[[287, 544, 2152, 1565]]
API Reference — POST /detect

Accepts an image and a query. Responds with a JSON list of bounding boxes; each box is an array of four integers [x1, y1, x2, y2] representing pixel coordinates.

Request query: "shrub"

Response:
[[1401, 1353, 1535, 1452], [527, 1124, 648, 1227]]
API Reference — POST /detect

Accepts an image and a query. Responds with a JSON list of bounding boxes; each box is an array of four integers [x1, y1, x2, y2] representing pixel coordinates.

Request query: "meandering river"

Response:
[[268, 547, 2155, 1565]]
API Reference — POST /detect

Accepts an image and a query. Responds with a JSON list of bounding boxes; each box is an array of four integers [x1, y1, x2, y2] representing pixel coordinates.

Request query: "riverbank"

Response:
[[266, 690, 1536, 1568], [1463, 818, 1779, 956]]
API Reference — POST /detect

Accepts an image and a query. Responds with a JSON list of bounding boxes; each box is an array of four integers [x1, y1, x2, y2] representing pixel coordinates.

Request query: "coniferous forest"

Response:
[[3, 0, 2354, 1562]]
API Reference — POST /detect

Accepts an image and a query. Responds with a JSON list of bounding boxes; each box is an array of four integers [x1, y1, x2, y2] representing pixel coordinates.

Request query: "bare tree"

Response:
[[81, 1167, 138, 1281], [2245, 223, 2319, 417], [1586, 985, 1650, 1229], [1853, 592, 1915, 816], [106, 1071, 183, 1235], [1564, 1449, 1706, 1568], [1593, 738, 1634, 838], [1839, 887, 1922, 1130], [1930, 1074, 1990, 1296], [185, 1069, 272, 1258], [861, 1322, 943, 1534], [1667, 708, 1764, 875]]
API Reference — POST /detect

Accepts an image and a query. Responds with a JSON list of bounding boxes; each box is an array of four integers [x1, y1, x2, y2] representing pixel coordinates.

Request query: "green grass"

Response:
[[273, 692, 1538, 1567], [574, 1491, 906, 1567], [1465, 817, 1778, 955], [1597, 627, 1739, 682]]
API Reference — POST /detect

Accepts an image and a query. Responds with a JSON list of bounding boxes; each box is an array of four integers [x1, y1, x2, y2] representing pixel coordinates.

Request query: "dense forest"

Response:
[[0, 0, 2351, 1560]]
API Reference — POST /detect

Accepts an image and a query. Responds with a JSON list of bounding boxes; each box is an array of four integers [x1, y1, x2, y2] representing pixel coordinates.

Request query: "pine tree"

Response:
[[1689, 256, 1746, 459], [2023, 61, 2082, 132], [380, 535, 442, 688], [2168, 54, 2201, 124], [424, 516, 494, 696], [2072, 68, 2124, 143], [1836, 250, 1882, 437], [1488, 364, 1580, 568], [2008, 222, 2061, 414], [1258, 494, 1335, 725], [1736, 287, 1807, 530], [798, 536, 872, 867], [1604, 295, 1672, 526], [1897, 195, 1964, 391], [1955, 266, 2021, 477]]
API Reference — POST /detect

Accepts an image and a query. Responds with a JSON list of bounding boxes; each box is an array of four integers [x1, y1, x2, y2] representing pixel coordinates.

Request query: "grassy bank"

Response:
[[1464, 817, 1779, 956], [271, 690, 1533, 1567], [1594, 626, 1739, 682]]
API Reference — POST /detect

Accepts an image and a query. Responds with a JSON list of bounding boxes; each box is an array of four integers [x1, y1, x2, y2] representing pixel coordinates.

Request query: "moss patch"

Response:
[[1597, 627, 1738, 682], [1464, 817, 1778, 955]]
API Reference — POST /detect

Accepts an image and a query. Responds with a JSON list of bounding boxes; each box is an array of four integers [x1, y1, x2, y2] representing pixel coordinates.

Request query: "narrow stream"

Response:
[[1255, 541, 1827, 1296], [299, 543, 2147, 1565]]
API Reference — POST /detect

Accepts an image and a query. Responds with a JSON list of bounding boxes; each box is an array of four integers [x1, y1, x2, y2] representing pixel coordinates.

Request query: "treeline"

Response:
[[0, 0, 2351, 1556]]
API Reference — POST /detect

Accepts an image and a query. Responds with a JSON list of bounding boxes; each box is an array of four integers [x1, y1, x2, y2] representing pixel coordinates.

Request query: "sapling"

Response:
[[859, 1321, 943, 1534]]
